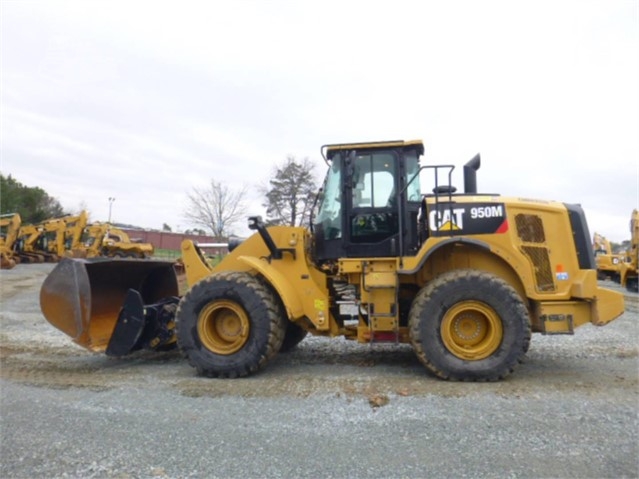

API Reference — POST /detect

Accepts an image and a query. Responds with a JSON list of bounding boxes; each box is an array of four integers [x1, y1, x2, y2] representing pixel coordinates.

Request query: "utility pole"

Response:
[[108, 197, 116, 223]]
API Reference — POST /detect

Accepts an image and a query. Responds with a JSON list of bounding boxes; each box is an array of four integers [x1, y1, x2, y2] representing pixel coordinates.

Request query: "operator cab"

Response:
[[313, 140, 424, 261]]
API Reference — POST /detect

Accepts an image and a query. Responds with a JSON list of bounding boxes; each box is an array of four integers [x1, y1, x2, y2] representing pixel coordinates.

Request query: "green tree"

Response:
[[262, 156, 317, 227], [0, 174, 66, 223], [184, 180, 248, 237]]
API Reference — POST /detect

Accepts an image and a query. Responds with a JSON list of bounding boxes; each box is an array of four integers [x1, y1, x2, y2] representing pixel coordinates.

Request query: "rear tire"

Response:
[[409, 270, 531, 381], [176, 271, 286, 378]]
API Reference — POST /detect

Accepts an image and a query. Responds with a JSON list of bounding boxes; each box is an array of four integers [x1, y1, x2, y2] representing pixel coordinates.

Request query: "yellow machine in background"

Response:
[[81, 223, 154, 258], [62, 211, 89, 257], [0, 213, 21, 269], [619, 209, 638, 292], [40, 140, 625, 381], [14, 224, 48, 263], [592, 232, 623, 282], [0, 210, 156, 265], [36, 218, 68, 262], [14, 213, 90, 263]]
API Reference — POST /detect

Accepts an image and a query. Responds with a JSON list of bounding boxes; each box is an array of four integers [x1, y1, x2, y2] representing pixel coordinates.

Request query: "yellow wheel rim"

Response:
[[440, 301, 503, 360], [197, 300, 250, 355]]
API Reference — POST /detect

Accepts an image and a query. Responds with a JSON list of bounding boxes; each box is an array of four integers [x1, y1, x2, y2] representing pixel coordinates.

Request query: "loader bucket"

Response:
[[40, 257, 179, 352]]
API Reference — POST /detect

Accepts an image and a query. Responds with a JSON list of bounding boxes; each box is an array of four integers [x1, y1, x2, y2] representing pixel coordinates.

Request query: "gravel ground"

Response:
[[1, 263, 638, 479]]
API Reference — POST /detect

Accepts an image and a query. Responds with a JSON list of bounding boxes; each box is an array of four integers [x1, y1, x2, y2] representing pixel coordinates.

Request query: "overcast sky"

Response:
[[1, 1, 637, 241]]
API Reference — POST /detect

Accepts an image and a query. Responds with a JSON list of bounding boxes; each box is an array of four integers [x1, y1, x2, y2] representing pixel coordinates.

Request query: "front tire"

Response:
[[176, 271, 286, 378], [409, 270, 531, 381]]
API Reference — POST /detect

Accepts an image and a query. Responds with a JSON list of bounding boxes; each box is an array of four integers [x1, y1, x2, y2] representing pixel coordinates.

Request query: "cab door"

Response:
[[345, 150, 400, 257]]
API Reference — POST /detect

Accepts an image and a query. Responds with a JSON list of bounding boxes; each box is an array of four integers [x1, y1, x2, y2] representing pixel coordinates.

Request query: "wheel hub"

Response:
[[453, 313, 485, 341], [197, 300, 250, 355], [217, 311, 243, 338], [441, 301, 503, 360]]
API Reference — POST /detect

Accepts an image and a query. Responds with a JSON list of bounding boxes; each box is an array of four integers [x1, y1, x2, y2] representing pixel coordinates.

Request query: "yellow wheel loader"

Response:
[[81, 223, 155, 259], [40, 140, 625, 381]]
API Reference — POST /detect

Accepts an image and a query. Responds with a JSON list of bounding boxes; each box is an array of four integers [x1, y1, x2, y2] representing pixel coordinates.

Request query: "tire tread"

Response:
[[409, 269, 531, 381], [176, 271, 285, 378]]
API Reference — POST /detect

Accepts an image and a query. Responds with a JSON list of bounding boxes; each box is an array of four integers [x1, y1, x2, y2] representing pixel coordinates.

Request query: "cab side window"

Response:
[[350, 153, 398, 243]]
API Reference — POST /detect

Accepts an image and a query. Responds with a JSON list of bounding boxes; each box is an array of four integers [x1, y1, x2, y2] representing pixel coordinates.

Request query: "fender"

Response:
[[238, 255, 305, 320], [399, 237, 530, 300], [399, 238, 491, 275]]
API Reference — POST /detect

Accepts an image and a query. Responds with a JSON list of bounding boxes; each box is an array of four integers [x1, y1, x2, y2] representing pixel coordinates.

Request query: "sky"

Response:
[[1, 0, 638, 241]]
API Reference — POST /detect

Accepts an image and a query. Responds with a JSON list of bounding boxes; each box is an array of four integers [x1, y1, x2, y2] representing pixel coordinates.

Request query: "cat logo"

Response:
[[429, 208, 465, 231], [438, 220, 461, 231], [428, 202, 508, 236]]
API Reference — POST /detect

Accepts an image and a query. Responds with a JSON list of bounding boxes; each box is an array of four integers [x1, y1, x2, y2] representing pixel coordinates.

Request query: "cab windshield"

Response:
[[315, 157, 343, 239]]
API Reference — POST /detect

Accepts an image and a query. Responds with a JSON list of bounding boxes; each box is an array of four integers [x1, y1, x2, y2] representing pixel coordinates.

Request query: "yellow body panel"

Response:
[[402, 197, 556, 285], [398, 196, 623, 333], [237, 255, 305, 320], [184, 227, 333, 332], [592, 287, 627, 326], [340, 258, 399, 333]]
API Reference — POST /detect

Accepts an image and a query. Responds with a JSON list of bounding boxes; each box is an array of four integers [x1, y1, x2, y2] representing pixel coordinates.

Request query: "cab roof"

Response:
[[322, 139, 425, 160]]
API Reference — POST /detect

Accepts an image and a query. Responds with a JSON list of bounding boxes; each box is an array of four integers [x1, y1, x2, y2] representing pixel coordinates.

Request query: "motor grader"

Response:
[[40, 140, 625, 381]]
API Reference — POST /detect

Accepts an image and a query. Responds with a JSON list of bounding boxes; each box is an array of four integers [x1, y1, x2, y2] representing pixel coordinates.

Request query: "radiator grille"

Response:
[[515, 214, 545, 243], [521, 245, 555, 291], [516, 213, 555, 292]]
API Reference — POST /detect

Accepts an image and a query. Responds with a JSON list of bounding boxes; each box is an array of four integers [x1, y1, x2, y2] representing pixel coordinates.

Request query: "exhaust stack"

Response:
[[464, 153, 481, 194]]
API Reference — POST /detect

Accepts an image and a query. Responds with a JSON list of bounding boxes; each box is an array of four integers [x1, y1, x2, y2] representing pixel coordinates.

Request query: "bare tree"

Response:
[[262, 156, 318, 227], [184, 181, 248, 237]]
